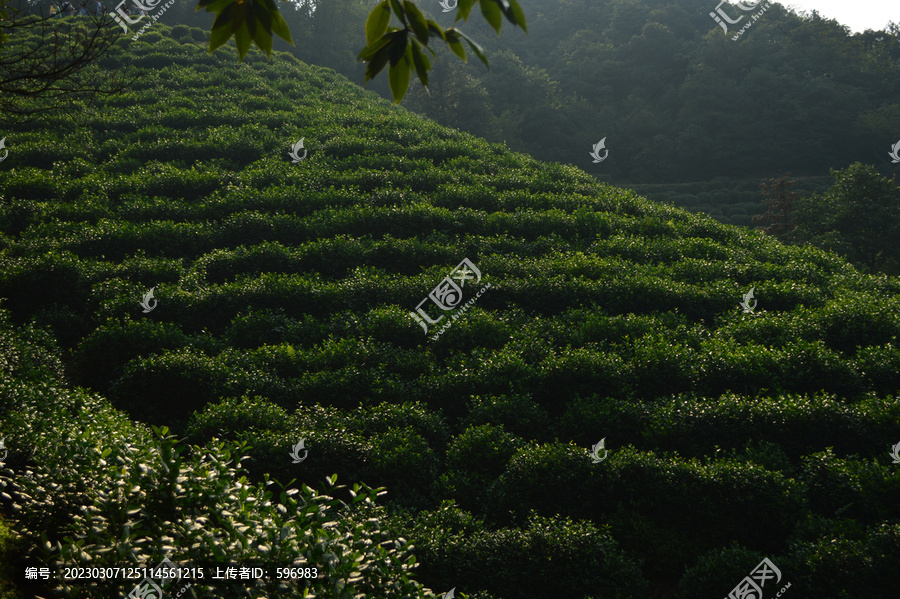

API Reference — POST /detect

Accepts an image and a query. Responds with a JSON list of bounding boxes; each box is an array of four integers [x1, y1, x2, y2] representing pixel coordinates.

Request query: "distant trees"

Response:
[[754, 175, 800, 241], [792, 163, 900, 274], [282, 0, 897, 183]]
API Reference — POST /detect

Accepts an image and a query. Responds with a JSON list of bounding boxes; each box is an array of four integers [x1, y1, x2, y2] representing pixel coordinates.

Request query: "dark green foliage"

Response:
[[794, 164, 900, 274], [0, 309, 64, 397], [784, 521, 900, 598], [800, 449, 900, 523], [71, 319, 192, 392], [439, 424, 521, 509], [347, 401, 450, 451], [487, 442, 594, 523], [1, 20, 899, 599], [490, 445, 804, 576], [402, 508, 648, 599], [645, 394, 874, 460], [184, 395, 292, 444], [367, 426, 440, 508], [814, 293, 900, 355], [676, 545, 776, 599], [0, 252, 91, 318], [462, 394, 550, 441], [108, 348, 231, 427]]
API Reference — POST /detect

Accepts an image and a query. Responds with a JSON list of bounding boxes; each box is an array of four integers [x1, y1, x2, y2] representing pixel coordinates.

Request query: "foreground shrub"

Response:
[[0, 380, 432, 598]]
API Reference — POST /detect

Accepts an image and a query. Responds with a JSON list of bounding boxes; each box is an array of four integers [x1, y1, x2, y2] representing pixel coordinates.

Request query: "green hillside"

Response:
[[1, 24, 899, 599]]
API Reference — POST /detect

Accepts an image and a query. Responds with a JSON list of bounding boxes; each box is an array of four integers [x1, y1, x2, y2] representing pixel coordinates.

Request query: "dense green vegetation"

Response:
[[0, 21, 899, 599]]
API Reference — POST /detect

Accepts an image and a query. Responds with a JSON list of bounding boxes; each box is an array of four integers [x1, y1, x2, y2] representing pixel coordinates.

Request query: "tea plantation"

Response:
[[0, 24, 898, 599]]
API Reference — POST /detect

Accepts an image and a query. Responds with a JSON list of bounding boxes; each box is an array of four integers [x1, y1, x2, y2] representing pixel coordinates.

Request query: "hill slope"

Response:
[[0, 25, 899, 599]]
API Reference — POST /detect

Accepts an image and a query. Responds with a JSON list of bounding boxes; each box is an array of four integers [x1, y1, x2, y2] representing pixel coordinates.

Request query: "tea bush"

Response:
[[784, 522, 900, 598], [800, 449, 900, 523], [401, 508, 648, 599], [71, 319, 192, 391], [440, 424, 522, 510], [184, 395, 291, 444], [462, 394, 551, 442], [675, 544, 777, 599], [108, 348, 232, 427], [644, 393, 872, 459]]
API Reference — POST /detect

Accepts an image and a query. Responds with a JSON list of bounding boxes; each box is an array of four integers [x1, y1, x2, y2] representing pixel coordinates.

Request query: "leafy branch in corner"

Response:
[[197, 0, 527, 103]]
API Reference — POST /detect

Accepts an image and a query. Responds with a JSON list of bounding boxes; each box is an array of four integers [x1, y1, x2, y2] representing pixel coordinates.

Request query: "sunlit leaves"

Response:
[[389, 46, 413, 103], [365, 0, 392, 46]]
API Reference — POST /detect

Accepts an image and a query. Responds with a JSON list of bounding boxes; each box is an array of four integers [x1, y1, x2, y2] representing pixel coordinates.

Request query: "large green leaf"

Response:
[[388, 52, 411, 103], [410, 40, 431, 87], [457, 0, 475, 21], [366, 0, 392, 46], [250, 12, 274, 58], [197, 0, 232, 12], [208, 3, 237, 53], [358, 34, 393, 61], [234, 21, 252, 60], [362, 43, 392, 83], [456, 29, 488, 67], [204, 0, 292, 59], [506, 0, 527, 32], [403, 1, 430, 45], [426, 19, 446, 41], [479, 0, 503, 34], [270, 11, 293, 45], [445, 31, 467, 63], [388, 0, 403, 21]]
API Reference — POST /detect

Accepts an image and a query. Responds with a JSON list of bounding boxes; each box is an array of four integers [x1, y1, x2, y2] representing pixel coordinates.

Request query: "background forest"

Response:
[[151, 0, 900, 229]]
